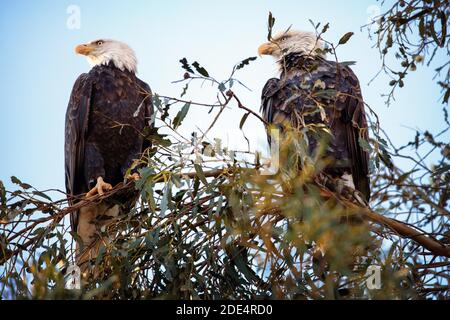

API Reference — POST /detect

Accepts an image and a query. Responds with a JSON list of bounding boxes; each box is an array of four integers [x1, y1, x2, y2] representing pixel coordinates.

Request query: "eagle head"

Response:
[[75, 39, 137, 73], [258, 30, 325, 60]]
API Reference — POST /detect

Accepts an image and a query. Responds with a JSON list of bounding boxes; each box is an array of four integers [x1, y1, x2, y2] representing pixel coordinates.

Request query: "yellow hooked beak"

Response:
[[258, 42, 277, 56], [75, 43, 94, 56]]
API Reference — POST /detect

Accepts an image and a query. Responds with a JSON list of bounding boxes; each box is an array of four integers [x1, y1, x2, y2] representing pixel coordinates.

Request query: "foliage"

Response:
[[364, 0, 449, 106], [0, 4, 449, 300]]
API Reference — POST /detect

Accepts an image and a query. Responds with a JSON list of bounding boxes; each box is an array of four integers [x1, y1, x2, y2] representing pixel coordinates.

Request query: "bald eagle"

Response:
[[258, 30, 370, 201], [65, 39, 154, 270]]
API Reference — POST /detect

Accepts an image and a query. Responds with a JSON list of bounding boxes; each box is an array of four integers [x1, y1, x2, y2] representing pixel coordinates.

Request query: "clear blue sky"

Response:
[[0, 0, 447, 192]]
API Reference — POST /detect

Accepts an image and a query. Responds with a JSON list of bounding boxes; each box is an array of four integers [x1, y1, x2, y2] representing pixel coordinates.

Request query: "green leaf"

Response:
[[396, 169, 419, 184], [428, 16, 442, 47], [443, 88, 450, 104], [171, 174, 183, 188], [194, 164, 208, 185], [0, 180, 6, 207], [152, 94, 163, 112], [419, 17, 425, 39], [173, 103, 190, 129], [128, 238, 143, 251], [160, 182, 171, 217], [144, 183, 157, 212], [358, 137, 373, 153], [145, 227, 160, 249], [179, 58, 194, 73], [338, 32, 354, 45], [224, 263, 246, 286], [32, 227, 46, 236], [69, 231, 84, 249], [379, 148, 394, 170], [192, 177, 200, 198], [267, 12, 276, 40], [192, 61, 209, 77], [239, 112, 250, 130], [181, 83, 189, 97], [10, 176, 31, 189], [230, 247, 259, 283], [136, 167, 154, 190], [340, 61, 356, 66], [11, 176, 21, 185], [144, 127, 172, 147], [32, 191, 52, 202], [235, 57, 257, 71], [95, 245, 106, 266], [386, 241, 399, 264]]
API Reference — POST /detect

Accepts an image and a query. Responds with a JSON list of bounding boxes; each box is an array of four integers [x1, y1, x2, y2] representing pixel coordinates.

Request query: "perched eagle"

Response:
[[258, 30, 370, 201], [65, 39, 154, 269]]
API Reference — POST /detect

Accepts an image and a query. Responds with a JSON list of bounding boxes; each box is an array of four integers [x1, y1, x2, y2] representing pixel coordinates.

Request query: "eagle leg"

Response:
[[86, 176, 113, 198]]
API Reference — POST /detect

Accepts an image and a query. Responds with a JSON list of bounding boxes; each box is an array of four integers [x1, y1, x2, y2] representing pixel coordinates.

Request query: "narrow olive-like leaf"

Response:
[[358, 137, 373, 153], [194, 164, 208, 185], [31, 227, 46, 236], [379, 148, 394, 170], [173, 103, 190, 129], [340, 61, 357, 66], [181, 83, 189, 97], [239, 112, 250, 130], [396, 169, 419, 184], [338, 32, 354, 45], [231, 248, 259, 283], [267, 12, 276, 40], [159, 183, 171, 217], [95, 245, 106, 266], [192, 61, 209, 77], [0, 181, 6, 206], [32, 191, 52, 202], [192, 177, 200, 198], [443, 88, 450, 104], [418, 17, 425, 39], [69, 231, 83, 247]]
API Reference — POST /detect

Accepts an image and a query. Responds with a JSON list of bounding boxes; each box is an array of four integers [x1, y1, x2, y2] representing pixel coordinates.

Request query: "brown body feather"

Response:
[[261, 54, 370, 200], [65, 62, 154, 263]]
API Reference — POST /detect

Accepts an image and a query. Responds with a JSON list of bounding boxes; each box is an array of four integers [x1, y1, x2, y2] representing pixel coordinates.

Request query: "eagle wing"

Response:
[[260, 61, 370, 201], [338, 66, 370, 200], [65, 73, 93, 233], [260, 77, 294, 144], [260, 78, 280, 125]]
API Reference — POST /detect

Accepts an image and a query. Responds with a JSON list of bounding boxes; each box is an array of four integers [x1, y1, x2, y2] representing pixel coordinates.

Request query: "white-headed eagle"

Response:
[[65, 39, 154, 269], [258, 30, 370, 201]]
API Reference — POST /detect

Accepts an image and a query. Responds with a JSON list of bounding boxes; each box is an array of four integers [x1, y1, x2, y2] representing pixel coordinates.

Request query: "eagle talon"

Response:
[[126, 173, 140, 181], [86, 177, 112, 198]]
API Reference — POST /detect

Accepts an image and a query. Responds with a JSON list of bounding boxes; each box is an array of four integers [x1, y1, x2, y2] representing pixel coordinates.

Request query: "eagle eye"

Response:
[[96, 41, 104, 46]]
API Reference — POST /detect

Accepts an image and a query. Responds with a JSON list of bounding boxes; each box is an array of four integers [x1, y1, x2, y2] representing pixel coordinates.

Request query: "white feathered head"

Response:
[[258, 30, 325, 60], [75, 39, 137, 73]]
